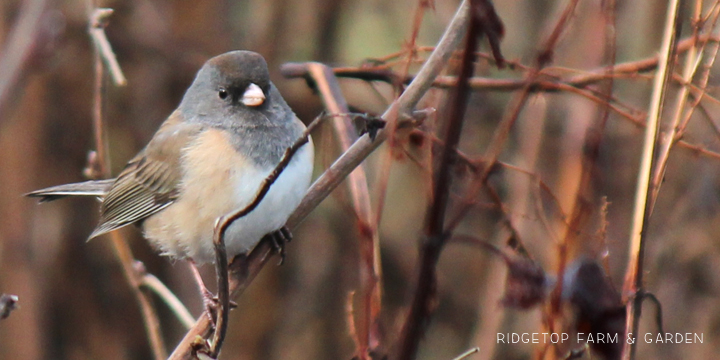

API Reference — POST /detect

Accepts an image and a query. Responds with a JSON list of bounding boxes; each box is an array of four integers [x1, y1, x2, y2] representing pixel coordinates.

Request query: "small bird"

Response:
[[28, 51, 314, 267]]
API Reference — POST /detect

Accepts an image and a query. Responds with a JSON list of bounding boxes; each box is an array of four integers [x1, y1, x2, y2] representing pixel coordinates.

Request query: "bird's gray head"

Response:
[[178, 51, 301, 166], [179, 51, 289, 128]]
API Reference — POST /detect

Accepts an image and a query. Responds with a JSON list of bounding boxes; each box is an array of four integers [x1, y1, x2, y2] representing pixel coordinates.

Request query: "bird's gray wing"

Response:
[[89, 113, 202, 239]]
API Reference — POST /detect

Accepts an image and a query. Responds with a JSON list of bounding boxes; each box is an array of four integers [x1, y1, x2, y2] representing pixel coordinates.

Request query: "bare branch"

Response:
[[282, 62, 383, 358], [398, 0, 504, 358], [86, 5, 166, 359], [89, 9, 127, 86], [303, 34, 719, 92], [140, 273, 196, 330], [622, 0, 682, 359]]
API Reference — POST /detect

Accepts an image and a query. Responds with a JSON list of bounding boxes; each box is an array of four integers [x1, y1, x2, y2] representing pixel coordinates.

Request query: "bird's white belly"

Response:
[[143, 129, 314, 264], [223, 142, 313, 259]]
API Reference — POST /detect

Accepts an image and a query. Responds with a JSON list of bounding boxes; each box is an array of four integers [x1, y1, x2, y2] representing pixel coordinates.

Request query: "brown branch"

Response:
[[423, 2, 582, 355], [369, 0, 434, 307], [167, 0, 473, 357], [413, 128, 573, 244], [86, 7, 166, 360], [281, 62, 383, 358], [296, 34, 718, 93], [397, 0, 503, 358], [88, 9, 127, 86], [208, 219, 229, 358], [549, 0, 618, 354]]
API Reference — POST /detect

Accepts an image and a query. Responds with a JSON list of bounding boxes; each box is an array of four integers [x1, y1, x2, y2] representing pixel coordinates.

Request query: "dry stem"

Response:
[[321, 34, 718, 93], [289, 62, 383, 358], [87, 6, 165, 359], [622, 0, 682, 359]]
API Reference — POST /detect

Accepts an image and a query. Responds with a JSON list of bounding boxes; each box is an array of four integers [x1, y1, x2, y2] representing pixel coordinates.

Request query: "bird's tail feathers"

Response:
[[25, 179, 114, 202]]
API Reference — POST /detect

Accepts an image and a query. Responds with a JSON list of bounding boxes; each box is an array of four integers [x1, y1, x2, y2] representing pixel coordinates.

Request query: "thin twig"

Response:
[[432, 2, 582, 355], [167, 1, 473, 357], [649, 17, 703, 213], [415, 128, 573, 240], [442, 0, 585, 238], [87, 5, 166, 359], [208, 222, 229, 357], [307, 34, 718, 92], [140, 274, 196, 330], [88, 9, 127, 86], [451, 347, 481, 360], [622, 0, 682, 359], [107, 234, 166, 359], [370, 0, 435, 293]]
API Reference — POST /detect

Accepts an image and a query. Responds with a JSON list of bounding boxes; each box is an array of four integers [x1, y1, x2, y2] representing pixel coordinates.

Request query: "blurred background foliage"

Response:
[[1, 0, 720, 359]]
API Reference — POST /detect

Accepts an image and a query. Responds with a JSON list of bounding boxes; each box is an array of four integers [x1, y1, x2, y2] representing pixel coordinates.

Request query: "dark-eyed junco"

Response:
[[28, 50, 314, 265]]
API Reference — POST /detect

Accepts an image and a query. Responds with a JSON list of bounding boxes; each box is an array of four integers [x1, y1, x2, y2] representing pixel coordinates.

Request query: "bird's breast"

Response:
[[142, 128, 314, 263]]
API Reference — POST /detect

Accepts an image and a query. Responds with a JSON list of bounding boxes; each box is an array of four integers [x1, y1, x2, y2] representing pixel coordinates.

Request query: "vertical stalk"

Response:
[[622, 0, 681, 359]]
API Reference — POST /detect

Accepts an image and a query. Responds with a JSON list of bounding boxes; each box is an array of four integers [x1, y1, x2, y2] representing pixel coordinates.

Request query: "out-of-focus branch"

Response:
[[167, 0, 473, 357], [451, 347, 481, 360], [397, 0, 503, 358], [650, 2, 720, 212], [547, 0, 618, 355], [0, 0, 49, 115], [280, 62, 383, 359], [86, 7, 166, 360], [315, 34, 718, 92], [89, 9, 126, 86], [140, 273, 196, 330], [368, 0, 432, 302]]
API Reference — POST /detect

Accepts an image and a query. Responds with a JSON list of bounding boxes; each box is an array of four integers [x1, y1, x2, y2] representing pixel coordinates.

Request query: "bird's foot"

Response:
[[265, 226, 292, 265], [188, 259, 236, 326], [200, 290, 238, 327]]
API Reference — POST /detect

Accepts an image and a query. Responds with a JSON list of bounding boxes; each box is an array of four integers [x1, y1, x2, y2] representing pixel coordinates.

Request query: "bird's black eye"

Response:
[[218, 88, 228, 100]]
